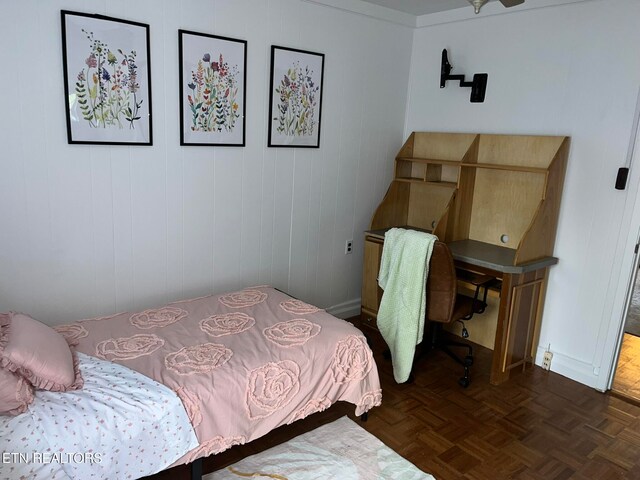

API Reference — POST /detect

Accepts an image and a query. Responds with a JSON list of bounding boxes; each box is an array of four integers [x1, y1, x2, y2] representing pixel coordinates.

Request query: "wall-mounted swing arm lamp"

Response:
[[440, 49, 488, 103]]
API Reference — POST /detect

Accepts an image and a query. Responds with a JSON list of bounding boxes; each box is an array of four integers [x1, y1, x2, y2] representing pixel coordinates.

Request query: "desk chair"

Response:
[[421, 241, 495, 387]]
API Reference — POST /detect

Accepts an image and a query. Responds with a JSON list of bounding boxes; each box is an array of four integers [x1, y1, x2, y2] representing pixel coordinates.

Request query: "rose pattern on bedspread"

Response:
[[288, 397, 331, 424], [219, 289, 267, 308], [165, 343, 233, 375], [279, 299, 320, 315], [356, 389, 383, 416], [95, 334, 165, 360], [67, 286, 382, 467], [130, 306, 188, 329], [200, 312, 255, 337], [184, 435, 247, 464], [54, 323, 89, 344], [246, 360, 301, 420], [176, 386, 203, 428], [332, 335, 374, 383], [263, 319, 321, 347]]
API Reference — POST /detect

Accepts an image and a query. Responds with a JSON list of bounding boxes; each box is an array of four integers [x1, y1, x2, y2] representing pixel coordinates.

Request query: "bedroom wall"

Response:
[[0, 0, 413, 324], [405, 0, 640, 389]]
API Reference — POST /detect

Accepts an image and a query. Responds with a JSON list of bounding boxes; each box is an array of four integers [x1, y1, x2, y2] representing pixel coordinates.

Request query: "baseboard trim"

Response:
[[535, 346, 600, 389], [327, 298, 361, 320]]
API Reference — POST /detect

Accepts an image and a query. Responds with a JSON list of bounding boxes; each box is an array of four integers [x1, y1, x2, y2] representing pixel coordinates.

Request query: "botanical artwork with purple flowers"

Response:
[[61, 11, 151, 145], [187, 53, 240, 133], [274, 62, 320, 137], [179, 31, 246, 146], [269, 47, 324, 148], [75, 29, 143, 130]]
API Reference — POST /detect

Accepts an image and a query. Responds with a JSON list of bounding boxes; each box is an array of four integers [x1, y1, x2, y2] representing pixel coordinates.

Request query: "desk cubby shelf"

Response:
[[395, 178, 458, 188], [460, 163, 549, 174], [380, 132, 570, 263]]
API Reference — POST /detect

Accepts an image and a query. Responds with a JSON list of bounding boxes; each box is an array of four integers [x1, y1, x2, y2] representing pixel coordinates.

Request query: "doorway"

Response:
[[612, 265, 640, 402]]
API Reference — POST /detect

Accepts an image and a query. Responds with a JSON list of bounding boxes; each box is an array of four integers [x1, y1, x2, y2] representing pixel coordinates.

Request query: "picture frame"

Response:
[[179, 30, 247, 147], [268, 46, 324, 148], [61, 10, 152, 145]]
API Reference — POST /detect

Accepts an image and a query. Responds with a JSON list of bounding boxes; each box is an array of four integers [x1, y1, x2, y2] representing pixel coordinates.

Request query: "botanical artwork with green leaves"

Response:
[[274, 62, 320, 137], [186, 53, 241, 133], [74, 29, 143, 130], [269, 47, 324, 148], [62, 11, 151, 144], [179, 31, 246, 146]]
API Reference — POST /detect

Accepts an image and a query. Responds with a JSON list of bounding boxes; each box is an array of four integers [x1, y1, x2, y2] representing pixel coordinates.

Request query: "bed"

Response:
[[1, 286, 381, 479]]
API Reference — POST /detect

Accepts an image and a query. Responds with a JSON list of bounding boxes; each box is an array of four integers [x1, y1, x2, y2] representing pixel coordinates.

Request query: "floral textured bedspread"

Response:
[[61, 286, 382, 466]]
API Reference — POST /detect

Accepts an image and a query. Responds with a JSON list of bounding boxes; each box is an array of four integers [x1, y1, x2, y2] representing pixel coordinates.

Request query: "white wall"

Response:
[[0, 0, 413, 324], [4, 0, 638, 391], [405, 0, 640, 388]]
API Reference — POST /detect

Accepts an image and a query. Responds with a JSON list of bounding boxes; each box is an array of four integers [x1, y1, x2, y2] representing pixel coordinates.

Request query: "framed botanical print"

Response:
[[179, 30, 247, 147], [268, 46, 324, 148], [61, 10, 152, 145]]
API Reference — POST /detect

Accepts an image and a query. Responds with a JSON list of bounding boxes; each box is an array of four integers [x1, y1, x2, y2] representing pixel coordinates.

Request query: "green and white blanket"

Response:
[[377, 228, 437, 383]]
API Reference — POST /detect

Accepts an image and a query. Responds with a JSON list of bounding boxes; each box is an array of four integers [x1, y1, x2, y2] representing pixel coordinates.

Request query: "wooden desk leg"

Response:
[[491, 270, 546, 385], [530, 270, 549, 363], [491, 274, 514, 385]]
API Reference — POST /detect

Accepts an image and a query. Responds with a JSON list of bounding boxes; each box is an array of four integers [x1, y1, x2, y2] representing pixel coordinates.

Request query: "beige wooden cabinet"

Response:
[[360, 132, 569, 385]]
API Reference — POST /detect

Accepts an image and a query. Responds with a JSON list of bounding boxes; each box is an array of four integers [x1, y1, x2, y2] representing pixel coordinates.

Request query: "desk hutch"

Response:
[[360, 132, 569, 385]]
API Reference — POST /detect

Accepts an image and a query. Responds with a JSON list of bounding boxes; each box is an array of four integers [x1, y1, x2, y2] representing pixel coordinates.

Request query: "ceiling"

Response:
[[358, 0, 497, 16]]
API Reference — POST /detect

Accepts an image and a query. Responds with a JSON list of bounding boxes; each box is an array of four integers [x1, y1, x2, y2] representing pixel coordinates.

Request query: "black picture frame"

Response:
[[179, 30, 247, 147], [268, 46, 324, 148], [61, 10, 152, 145]]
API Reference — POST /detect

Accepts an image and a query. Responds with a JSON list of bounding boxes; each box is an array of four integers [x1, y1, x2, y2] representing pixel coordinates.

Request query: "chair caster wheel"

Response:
[[464, 355, 474, 366], [459, 377, 470, 388]]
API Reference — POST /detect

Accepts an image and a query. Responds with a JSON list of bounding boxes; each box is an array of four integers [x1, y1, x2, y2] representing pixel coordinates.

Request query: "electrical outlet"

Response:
[[345, 239, 353, 255], [542, 350, 553, 371]]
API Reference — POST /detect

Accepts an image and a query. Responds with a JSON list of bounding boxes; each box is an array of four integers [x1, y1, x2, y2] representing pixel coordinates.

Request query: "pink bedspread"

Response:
[[60, 286, 382, 465]]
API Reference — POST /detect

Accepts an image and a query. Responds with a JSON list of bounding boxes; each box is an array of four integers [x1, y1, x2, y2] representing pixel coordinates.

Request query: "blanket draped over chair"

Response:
[[377, 228, 437, 383]]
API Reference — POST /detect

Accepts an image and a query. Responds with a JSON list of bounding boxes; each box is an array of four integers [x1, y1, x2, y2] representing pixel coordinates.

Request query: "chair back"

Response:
[[426, 241, 457, 324]]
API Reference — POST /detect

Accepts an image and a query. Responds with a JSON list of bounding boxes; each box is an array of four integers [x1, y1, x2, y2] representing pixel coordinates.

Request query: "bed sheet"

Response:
[[0, 353, 198, 480]]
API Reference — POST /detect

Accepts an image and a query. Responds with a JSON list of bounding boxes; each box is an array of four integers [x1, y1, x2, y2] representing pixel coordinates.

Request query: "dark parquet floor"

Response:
[[147, 326, 640, 480]]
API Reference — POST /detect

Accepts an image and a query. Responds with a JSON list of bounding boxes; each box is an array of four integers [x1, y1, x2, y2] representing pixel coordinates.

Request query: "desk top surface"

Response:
[[364, 228, 557, 274]]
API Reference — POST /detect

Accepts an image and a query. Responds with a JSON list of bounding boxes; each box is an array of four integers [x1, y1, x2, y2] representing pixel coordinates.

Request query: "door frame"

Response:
[[600, 87, 640, 392], [606, 243, 640, 390]]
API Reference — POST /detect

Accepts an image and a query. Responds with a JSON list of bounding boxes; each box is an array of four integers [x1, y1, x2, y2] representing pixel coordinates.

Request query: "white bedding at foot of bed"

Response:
[[0, 352, 198, 480]]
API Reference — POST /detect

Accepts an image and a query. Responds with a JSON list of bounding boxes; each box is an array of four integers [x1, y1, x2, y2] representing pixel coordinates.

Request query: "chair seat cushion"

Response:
[[452, 294, 486, 321], [452, 294, 473, 320]]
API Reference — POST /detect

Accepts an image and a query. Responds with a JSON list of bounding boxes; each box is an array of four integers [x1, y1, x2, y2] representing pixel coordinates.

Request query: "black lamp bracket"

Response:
[[440, 49, 488, 103]]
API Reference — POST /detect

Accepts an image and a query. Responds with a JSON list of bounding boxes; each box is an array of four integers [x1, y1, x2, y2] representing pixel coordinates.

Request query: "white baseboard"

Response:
[[327, 297, 361, 320], [535, 346, 601, 390]]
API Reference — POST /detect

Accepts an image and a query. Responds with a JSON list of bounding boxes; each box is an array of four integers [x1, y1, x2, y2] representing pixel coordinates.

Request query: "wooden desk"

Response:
[[360, 132, 569, 386], [361, 230, 557, 385]]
